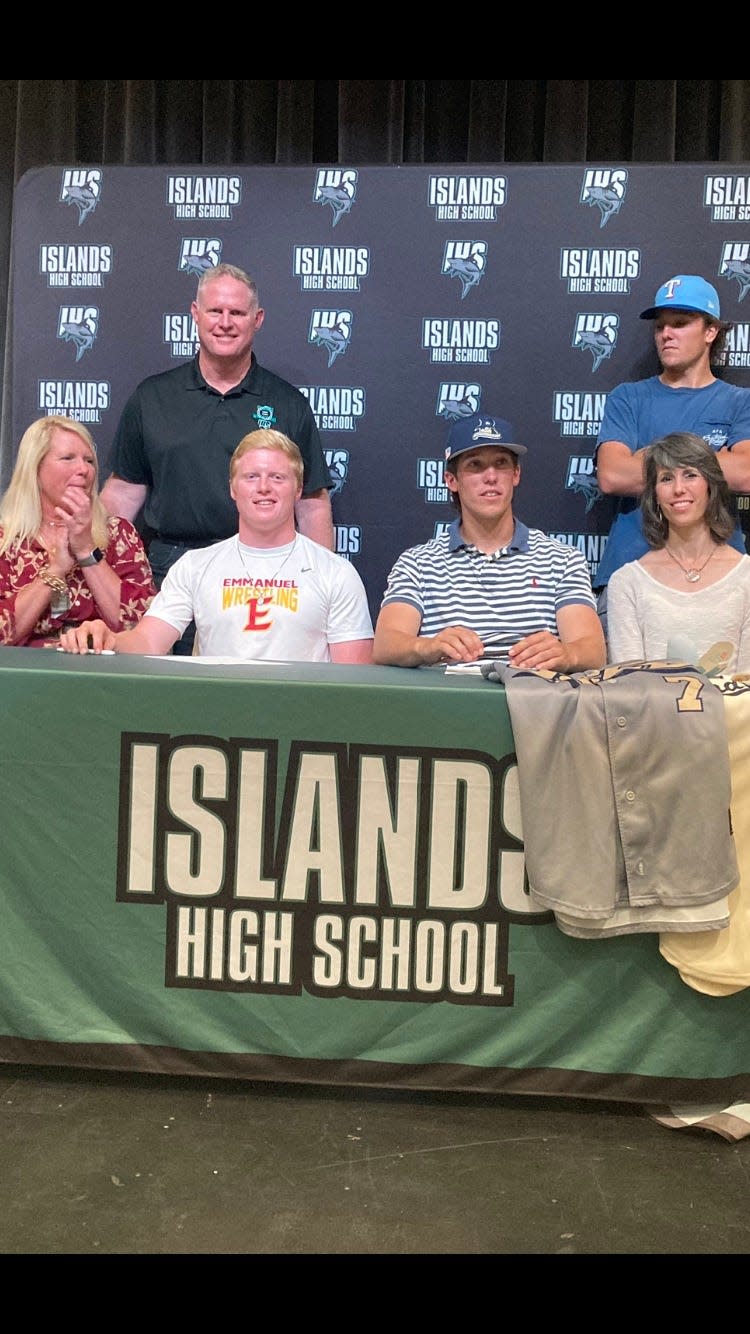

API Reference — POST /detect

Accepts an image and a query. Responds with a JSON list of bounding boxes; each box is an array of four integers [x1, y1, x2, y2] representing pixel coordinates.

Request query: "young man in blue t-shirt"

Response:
[[594, 274, 750, 624]]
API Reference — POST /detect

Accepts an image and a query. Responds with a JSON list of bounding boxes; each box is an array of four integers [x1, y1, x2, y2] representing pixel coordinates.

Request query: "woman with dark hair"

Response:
[[606, 430, 750, 672]]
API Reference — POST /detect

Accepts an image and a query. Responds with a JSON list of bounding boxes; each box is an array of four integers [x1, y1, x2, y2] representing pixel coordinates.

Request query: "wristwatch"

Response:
[[78, 548, 105, 567]]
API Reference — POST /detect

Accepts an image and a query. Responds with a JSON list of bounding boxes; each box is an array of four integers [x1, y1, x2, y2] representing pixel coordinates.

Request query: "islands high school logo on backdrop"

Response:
[[38, 377, 111, 425], [442, 241, 488, 299], [559, 247, 641, 294], [166, 175, 242, 220], [39, 244, 113, 289], [325, 449, 350, 497], [178, 238, 222, 277], [300, 386, 365, 432], [418, 457, 449, 505], [579, 168, 628, 228], [720, 243, 750, 302], [573, 313, 619, 372], [428, 174, 508, 221], [57, 307, 99, 362], [313, 169, 359, 227], [436, 383, 482, 422], [565, 455, 601, 514], [309, 311, 353, 367], [335, 525, 362, 560], [293, 245, 370, 292], [59, 168, 103, 225], [422, 317, 501, 365], [552, 389, 606, 438], [704, 174, 750, 222], [164, 313, 199, 358]]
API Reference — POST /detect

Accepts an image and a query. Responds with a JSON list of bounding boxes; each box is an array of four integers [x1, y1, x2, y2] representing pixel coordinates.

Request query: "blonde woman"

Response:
[[0, 415, 155, 646]]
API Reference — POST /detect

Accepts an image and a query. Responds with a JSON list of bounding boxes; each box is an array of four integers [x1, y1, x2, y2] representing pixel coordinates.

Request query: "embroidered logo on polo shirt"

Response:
[[252, 405, 277, 428]]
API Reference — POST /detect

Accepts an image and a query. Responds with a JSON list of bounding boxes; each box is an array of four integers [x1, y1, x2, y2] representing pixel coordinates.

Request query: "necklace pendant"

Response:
[[665, 543, 716, 582]]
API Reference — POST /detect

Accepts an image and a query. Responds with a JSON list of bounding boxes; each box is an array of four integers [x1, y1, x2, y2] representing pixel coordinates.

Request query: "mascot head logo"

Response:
[[442, 241, 487, 299], [309, 311, 353, 367], [325, 449, 350, 496], [57, 307, 98, 362], [60, 169, 102, 226], [313, 169, 358, 228], [566, 456, 601, 513], [573, 314, 619, 372], [721, 247, 750, 302], [580, 169, 628, 228]]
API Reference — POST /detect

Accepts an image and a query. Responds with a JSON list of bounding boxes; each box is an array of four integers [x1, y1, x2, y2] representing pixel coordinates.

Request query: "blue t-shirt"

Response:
[[594, 376, 750, 589]]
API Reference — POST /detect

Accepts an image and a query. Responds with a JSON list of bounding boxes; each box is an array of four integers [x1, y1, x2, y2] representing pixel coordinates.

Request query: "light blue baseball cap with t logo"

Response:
[[640, 274, 721, 320]]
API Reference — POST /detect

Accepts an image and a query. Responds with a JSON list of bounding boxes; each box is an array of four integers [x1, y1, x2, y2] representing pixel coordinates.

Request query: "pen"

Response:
[[478, 637, 518, 657]]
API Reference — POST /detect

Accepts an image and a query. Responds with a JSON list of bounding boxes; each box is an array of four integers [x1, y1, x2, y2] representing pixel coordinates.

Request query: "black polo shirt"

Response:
[[110, 355, 330, 542]]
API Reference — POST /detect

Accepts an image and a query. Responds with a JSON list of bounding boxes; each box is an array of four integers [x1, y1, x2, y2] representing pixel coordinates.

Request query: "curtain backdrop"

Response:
[[2, 78, 749, 472]]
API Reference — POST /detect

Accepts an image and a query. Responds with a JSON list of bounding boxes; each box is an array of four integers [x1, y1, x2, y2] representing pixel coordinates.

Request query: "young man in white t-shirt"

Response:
[[59, 429, 374, 663]]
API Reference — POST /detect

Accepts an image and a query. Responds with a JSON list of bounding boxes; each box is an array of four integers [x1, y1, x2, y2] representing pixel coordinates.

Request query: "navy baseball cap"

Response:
[[444, 413, 526, 465], [640, 274, 721, 320]]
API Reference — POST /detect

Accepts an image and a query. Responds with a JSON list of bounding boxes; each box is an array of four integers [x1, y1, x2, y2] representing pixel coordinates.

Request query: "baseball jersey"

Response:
[[594, 376, 750, 589], [485, 659, 738, 936], [146, 532, 373, 660], [660, 675, 750, 994], [380, 517, 596, 642]]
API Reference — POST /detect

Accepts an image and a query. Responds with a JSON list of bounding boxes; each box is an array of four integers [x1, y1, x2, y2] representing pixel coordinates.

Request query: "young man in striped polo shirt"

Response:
[[373, 413, 605, 671]]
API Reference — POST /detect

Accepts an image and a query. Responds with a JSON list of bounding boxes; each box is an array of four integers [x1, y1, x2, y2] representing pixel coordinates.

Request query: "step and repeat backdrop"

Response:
[[11, 162, 750, 618]]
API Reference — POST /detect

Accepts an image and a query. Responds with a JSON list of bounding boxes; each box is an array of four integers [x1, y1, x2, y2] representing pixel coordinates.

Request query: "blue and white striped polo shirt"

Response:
[[380, 517, 596, 641]]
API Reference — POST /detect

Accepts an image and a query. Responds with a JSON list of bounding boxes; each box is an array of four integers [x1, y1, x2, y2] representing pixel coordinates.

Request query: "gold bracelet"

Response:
[[38, 565, 69, 597]]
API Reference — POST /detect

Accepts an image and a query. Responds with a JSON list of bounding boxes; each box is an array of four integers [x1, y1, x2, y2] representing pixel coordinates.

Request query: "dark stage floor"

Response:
[[1, 1063, 748, 1256]]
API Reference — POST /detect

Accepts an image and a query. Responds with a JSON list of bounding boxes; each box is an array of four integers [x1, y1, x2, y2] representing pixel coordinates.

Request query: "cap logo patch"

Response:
[[473, 418, 504, 443]]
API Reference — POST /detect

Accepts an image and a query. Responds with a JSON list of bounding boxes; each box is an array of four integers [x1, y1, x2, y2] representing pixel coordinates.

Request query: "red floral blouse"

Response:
[[0, 515, 156, 646]]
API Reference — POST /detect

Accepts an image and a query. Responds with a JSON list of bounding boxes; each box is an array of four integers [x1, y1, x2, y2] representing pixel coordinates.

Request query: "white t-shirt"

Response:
[[148, 532, 373, 660], [607, 556, 750, 673]]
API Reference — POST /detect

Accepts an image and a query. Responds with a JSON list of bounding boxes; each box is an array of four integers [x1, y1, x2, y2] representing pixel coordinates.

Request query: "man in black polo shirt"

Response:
[[100, 262, 333, 653]]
